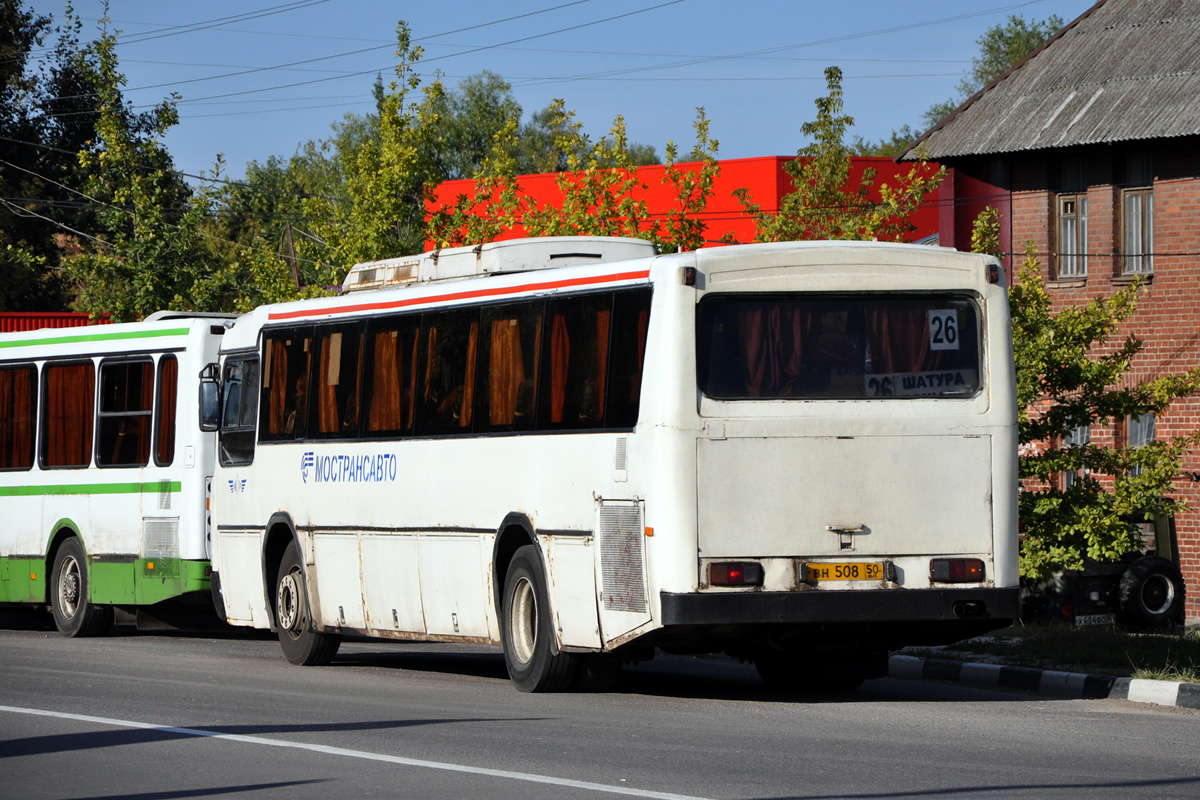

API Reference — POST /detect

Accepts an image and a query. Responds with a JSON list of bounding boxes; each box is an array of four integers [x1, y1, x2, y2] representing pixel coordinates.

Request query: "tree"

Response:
[[923, 13, 1063, 129], [425, 104, 715, 253], [61, 20, 235, 320], [300, 22, 446, 277], [734, 67, 942, 243], [970, 212, 1200, 578]]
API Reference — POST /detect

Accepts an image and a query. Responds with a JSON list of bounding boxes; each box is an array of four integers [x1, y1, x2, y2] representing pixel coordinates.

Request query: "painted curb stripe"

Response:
[[0, 705, 710, 800], [0, 481, 182, 497], [268, 269, 652, 322], [889, 654, 1197, 708], [0, 327, 190, 349]]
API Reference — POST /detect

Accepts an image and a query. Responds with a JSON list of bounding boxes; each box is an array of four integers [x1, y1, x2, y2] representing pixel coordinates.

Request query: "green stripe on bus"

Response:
[[0, 481, 182, 497], [0, 327, 190, 349]]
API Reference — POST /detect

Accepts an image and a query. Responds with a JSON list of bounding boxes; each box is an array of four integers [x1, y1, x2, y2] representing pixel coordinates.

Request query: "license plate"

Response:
[[806, 562, 883, 581], [1074, 613, 1115, 627]]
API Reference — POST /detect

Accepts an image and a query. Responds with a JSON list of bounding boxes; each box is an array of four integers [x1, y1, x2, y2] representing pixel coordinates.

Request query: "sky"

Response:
[[25, 0, 1096, 183]]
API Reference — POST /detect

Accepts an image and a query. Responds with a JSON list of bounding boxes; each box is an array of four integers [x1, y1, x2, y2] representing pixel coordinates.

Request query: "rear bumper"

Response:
[[660, 587, 1019, 626]]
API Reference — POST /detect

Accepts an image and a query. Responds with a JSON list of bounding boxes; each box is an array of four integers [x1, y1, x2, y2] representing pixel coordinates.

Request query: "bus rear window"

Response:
[[698, 294, 981, 400]]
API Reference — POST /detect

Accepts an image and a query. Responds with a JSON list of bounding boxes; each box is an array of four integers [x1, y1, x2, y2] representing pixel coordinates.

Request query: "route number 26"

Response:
[[928, 310, 959, 351]]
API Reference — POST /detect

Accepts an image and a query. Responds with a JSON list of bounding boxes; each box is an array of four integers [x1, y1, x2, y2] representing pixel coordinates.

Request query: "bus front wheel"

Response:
[[50, 537, 113, 638], [275, 540, 340, 666], [501, 545, 576, 692]]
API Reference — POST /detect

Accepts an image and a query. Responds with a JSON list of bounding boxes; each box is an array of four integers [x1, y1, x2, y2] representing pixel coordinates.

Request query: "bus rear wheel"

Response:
[[50, 537, 113, 638], [501, 545, 576, 692], [275, 540, 340, 666]]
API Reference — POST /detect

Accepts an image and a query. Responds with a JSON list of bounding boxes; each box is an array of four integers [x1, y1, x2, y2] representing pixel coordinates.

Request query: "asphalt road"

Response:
[[1, 613, 1198, 800]]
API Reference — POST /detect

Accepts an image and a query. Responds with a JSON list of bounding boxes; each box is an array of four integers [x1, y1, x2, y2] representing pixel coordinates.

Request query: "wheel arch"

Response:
[[262, 512, 299, 630], [43, 518, 83, 605], [492, 512, 540, 620]]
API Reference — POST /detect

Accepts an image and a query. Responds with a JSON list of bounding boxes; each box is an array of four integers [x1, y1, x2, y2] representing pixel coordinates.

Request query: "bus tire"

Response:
[[50, 537, 113, 638], [275, 540, 340, 666], [501, 545, 576, 692], [1117, 556, 1185, 629]]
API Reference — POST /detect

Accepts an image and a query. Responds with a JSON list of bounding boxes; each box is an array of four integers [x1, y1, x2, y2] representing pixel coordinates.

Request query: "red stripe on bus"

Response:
[[268, 269, 651, 322]]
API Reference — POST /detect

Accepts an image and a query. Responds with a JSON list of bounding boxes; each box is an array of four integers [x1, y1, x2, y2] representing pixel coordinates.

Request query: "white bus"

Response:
[[0, 313, 234, 635], [205, 236, 1018, 692]]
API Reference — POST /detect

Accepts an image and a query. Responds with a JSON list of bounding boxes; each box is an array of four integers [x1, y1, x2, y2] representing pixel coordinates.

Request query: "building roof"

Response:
[[901, 0, 1200, 160]]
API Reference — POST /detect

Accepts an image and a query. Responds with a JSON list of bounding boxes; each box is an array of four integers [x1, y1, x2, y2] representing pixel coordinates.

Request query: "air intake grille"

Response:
[[597, 502, 646, 613]]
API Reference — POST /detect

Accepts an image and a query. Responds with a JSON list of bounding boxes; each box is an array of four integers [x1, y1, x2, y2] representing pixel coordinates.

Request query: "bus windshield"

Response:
[[697, 293, 981, 400]]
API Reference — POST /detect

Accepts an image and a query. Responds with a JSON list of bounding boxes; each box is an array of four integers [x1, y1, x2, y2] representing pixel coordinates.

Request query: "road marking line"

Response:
[[0, 705, 709, 800]]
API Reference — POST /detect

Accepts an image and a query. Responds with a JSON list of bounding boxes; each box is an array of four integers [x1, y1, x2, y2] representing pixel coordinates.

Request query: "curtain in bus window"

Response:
[[43, 363, 94, 467], [865, 306, 935, 374], [267, 338, 289, 435], [315, 329, 363, 437], [549, 314, 569, 423], [544, 294, 611, 428], [489, 319, 524, 425], [262, 330, 312, 440], [738, 305, 813, 397], [367, 323, 419, 435], [157, 355, 178, 465], [483, 305, 541, 430], [0, 366, 35, 469]]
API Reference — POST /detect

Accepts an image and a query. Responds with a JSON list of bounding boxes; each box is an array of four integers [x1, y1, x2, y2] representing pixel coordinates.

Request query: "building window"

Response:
[[1121, 152, 1153, 275], [1062, 424, 1090, 490], [1127, 412, 1155, 476], [1058, 195, 1087, 277], [1056, 157, 1087, 278]]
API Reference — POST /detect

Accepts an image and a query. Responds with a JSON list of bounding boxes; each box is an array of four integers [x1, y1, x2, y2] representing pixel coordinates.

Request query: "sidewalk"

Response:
[[890, 653, 1200, 710]]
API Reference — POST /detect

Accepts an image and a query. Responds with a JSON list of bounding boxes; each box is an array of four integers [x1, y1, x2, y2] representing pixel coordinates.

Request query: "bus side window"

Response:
[[416, 308, 479, 437], [0, 365, 36, 470], [606, 288, 652, 429], [261, 327, 313, 442], [539, 293, 612, 431], [363, 316, 420, 437], [155, 355, 178, 466], [41, 361, 95, 468], [478, 301, 542, 433], [311, 324, 364, 440], [219, 357, 258, 467], [96, 360, 154, 467]]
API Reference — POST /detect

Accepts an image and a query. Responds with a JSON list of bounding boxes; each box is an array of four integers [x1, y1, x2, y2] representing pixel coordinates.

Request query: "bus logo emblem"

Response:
[[301, 451, 315, 483]]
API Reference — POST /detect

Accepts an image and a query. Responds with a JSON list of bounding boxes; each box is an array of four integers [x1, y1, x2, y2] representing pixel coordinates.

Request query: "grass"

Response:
[[903, 624, 1200, 682]]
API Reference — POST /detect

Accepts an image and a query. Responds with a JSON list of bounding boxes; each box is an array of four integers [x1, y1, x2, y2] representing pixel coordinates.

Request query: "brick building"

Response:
[[903, 0, 1200, 621]]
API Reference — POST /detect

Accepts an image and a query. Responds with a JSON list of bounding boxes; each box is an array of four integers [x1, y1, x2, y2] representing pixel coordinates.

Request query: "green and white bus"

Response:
[[0, 313, 233, 635]]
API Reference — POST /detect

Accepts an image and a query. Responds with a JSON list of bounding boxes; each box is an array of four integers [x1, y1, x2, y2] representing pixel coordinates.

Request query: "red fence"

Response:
[[0, 312, 110, 333]]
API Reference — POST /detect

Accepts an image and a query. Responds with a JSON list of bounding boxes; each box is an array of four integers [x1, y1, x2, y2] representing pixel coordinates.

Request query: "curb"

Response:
[[889, 654, 1200, 710]]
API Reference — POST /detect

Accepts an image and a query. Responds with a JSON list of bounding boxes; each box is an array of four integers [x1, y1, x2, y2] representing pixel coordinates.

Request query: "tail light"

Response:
[[930, 558, 985, 583], [709, 561, 764, 587]]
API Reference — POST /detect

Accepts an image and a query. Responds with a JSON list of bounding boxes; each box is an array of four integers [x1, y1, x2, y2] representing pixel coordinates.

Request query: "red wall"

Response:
[[427, 155, 940, 250], [0, 312, 108, 333]]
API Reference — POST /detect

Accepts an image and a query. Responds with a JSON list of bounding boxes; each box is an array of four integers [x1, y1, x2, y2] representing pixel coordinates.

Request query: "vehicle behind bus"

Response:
[[205, 238, 1017, 692], [0, 313, 234, 634]]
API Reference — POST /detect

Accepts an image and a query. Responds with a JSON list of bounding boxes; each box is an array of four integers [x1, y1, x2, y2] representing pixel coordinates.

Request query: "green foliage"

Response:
[[426, 105, 713, 252], [60, 21, 239, 321], [850, 125, 918, 158], [969, 205, 1003, 259], [1005, 240, 1200, 578], [301, 22, 445, 277], [734, 67, 942, 243]]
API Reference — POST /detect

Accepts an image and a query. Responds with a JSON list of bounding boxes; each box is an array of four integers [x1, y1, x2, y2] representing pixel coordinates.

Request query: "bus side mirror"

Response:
[[199, 363, 220, 432]]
